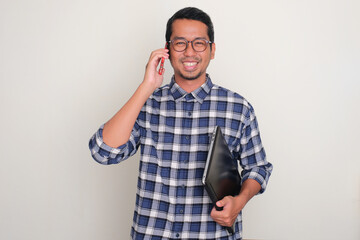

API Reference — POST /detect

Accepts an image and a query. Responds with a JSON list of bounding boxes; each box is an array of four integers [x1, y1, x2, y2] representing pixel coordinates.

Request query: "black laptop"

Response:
[[202, 126, 242, 234]]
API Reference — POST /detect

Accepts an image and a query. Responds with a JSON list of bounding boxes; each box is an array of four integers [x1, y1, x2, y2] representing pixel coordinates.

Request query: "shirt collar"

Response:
[[169, 74, 213, 103]]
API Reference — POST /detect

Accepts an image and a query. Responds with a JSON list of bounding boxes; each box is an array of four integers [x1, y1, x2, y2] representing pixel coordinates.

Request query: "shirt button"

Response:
[[185, 136, 189, 140], [176, 233, 180, 238], [179, 209, 184, 214], [188, 112, 192, 116]]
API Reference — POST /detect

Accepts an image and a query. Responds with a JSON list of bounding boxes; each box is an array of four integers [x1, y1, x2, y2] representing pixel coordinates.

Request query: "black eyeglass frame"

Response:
[[167, 37, 213, 52]]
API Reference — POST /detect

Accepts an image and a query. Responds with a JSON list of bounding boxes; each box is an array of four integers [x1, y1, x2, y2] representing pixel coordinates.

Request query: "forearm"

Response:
[[234, 179, 261, 212], [103, 81, 155, 148]]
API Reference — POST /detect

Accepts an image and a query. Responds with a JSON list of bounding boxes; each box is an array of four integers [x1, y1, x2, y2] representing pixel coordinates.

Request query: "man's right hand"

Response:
[[143, 48, 169, 90]]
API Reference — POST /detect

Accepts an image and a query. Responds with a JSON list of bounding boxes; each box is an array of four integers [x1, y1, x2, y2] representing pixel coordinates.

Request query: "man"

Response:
[[89, 7, 272, 240]]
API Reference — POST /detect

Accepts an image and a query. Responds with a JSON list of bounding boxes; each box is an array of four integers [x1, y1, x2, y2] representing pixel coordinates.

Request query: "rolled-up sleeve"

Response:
[[89, 122, 141, 165], [239, 104, 273, 194]]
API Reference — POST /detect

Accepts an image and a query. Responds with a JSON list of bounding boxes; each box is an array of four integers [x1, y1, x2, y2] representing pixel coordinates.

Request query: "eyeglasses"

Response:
[[168, 38, 212, 52]]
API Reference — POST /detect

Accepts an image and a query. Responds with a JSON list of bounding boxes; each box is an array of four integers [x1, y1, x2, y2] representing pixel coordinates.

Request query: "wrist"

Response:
[[234, 194, 247, 213], [234, 179, 262, 212], [139, 81, 158, 95]]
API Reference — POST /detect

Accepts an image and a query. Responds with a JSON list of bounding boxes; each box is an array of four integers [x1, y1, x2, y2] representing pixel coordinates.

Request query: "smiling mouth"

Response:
[[183, 62, 197, 67]]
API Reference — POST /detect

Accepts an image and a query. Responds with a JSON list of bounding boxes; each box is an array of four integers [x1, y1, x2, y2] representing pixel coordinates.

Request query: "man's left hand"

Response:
[[210, 179, 262, 227], [210, 195, 244, 227]]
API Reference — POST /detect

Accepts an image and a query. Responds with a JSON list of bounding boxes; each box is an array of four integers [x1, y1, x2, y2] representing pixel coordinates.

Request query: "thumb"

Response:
[[216, 199, 225, 208], [217, 196, 233, 208]]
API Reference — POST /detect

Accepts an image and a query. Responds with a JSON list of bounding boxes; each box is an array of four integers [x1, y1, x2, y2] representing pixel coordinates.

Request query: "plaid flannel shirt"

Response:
[[89, 75, 273, 240]]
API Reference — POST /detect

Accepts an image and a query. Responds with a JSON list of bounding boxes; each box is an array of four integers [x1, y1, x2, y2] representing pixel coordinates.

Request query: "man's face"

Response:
[[169, 19, 215, 83]]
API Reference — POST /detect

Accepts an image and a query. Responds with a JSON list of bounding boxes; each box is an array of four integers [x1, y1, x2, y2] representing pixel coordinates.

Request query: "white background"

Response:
[[1, 0, 359, 239]]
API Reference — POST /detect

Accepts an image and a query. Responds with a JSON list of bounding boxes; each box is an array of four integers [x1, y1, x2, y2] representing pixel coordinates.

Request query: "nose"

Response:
[[184, 41, 196, 56]]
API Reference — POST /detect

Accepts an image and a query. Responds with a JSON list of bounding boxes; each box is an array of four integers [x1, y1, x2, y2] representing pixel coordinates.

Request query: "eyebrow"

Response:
[[171, 36, 209, 41]]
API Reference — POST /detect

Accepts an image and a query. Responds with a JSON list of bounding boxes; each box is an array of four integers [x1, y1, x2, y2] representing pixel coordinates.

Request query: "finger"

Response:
[[150, 48, 169, 59], [210, 206, 222, 218], [216, 200, 224, 208], [218, 195, 234, 207], [149, 52, 169, 71], [146, 55, 166, 74], [216, 198, 227, 208]]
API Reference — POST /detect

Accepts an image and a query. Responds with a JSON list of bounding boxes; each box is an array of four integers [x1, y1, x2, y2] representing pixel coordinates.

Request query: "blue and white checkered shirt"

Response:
[[89, 75, 272, 240]]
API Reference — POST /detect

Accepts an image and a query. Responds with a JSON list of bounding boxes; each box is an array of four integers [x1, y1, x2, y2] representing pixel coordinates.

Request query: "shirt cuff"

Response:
[[89, 124, 127, 165], [241, 163, 272, 194]]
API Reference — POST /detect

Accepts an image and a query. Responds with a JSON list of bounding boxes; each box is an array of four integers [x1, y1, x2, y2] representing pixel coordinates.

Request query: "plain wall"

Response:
[[1, 0, 359, 239]]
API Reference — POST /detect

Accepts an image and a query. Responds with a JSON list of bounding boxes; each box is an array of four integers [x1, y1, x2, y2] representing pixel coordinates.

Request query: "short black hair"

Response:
[[165, 7, 214, 43]]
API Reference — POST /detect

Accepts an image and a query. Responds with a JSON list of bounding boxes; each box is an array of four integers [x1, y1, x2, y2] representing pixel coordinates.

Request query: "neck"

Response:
[[174, 75, 207, 93]]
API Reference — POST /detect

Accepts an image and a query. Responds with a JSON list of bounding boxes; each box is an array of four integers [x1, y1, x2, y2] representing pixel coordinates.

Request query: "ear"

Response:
[[210, 42, 216, 60]]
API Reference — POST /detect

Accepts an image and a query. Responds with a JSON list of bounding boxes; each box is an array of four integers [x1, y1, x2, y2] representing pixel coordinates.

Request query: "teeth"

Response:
[[183, 62, 196, 66]]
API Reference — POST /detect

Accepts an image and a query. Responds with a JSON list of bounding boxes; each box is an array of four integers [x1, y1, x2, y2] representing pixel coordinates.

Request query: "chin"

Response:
[[180, 72, 203, 81]]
